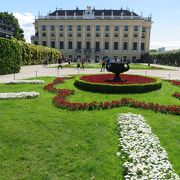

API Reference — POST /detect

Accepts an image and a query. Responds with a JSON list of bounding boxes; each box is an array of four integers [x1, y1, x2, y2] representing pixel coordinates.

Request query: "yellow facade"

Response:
[[32, 6, 152, 62]]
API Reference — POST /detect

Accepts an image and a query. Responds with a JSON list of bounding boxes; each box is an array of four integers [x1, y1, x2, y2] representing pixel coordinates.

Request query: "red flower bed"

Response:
[[171, 80, 180, 86], [80, 74, 155, 84], [44, 78, 180, 115], [173, 92, 180, 99]]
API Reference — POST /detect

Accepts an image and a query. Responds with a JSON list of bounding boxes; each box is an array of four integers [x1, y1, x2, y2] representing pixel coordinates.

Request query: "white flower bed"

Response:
[[0, 92, 39, 99], [7, 80, 44, 84], [117, 113, 180, 180]]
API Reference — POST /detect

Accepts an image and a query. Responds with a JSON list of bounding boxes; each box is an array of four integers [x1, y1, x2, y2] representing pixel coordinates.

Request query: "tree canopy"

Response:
[[0, 12, 24, 41]]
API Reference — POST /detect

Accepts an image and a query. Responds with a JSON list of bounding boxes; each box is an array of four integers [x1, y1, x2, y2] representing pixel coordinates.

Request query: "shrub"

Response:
[[19, 42, 61, 65], [74, 75, 162, 94], [0, 38, 22, 75]]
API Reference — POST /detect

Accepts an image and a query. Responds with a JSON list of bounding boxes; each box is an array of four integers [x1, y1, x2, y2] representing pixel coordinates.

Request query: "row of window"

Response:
[[41, 25, 147, 32], [42, 32, 146, 39], [42, 41, 145, 51]]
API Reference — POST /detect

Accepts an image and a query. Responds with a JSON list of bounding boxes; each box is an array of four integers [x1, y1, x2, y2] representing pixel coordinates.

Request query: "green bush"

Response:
[[74, 76, 162, 94], [148, 49, 180, 67], [0, 38, 22, 75], [0, 37, 62, 75], [19, 42, 61, 65]]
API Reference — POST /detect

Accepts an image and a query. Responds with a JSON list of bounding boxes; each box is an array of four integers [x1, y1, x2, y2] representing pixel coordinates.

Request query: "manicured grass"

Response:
[[49, 63, 169, 70], [0, 77, 179, 179]]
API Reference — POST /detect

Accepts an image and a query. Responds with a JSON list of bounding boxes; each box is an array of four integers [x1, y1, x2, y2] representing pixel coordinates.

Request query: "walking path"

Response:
[[0, 64, 179, 83]]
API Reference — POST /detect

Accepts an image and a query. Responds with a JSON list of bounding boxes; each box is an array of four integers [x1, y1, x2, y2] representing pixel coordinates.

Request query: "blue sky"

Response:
[[1, 0, 180, 50]]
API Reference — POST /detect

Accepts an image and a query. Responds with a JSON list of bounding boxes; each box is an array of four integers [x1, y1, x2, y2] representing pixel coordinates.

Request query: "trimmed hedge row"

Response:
[[0, 38, 22, 75], [19, 42, 61, 65], [0, 37, 61, 74], [74, 75, 162, 94], [142, 49, 180, 66]]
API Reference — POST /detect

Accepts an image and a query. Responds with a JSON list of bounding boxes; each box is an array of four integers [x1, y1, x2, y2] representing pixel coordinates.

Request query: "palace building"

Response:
[[31, 6, 152, 62]]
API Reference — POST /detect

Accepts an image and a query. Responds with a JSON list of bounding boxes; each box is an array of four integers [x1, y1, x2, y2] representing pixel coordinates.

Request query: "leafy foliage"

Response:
[[0, 38, 22, 74], [0, 37, 61, 74], [143, 49, 180, 66], [0, 12, 24, 41]]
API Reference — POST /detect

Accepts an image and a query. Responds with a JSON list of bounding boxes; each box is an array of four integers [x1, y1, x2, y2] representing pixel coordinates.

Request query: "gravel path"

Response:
[[0, 64, 179, 83]]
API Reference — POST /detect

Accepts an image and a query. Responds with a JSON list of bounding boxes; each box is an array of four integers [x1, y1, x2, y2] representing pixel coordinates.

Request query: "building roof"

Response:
[[49, 9, 139, 17]]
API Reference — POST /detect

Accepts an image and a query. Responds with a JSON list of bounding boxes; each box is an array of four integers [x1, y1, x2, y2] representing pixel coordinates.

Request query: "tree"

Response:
[[0, 12, 25, 41]]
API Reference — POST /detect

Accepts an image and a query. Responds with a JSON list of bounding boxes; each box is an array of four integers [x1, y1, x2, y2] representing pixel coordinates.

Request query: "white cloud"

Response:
[[13, 12, 35, 43], [150, 41, 180, 50]]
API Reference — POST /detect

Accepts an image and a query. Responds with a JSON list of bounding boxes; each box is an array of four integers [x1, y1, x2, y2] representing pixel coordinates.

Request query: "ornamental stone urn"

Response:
[[106, 62, 130, 81]]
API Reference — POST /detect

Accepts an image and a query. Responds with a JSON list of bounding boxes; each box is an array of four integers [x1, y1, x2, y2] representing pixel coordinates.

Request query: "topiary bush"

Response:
[[74, 75, 162, 94], [19, 42, 61, 65], [0, 37, 22, 75]]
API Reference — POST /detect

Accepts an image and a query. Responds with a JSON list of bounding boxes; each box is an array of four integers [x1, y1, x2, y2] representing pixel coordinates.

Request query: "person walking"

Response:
[[57, 57, 63, 69], [100, 57, 106, 72]]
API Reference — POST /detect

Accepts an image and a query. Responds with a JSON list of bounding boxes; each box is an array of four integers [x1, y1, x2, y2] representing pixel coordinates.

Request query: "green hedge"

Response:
[[0, 38, 22, 75], [74, 75, 162, 94], [19, 42, 61, 65], [0, 37, 62, 74], [143, 49, 180, 67]]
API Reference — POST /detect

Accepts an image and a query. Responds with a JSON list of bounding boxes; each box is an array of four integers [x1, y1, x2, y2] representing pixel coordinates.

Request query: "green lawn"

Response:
[[49, 63, 169, 70], [0, 77, 179, 179]]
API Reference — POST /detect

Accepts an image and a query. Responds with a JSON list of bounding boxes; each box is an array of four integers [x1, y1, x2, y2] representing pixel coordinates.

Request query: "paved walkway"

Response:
[[0, 64, 180, 83]]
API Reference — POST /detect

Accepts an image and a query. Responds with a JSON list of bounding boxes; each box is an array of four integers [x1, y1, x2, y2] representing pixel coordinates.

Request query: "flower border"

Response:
[[117, 113, 180, 179], [172, 92, 180, 99], [44, 77, 180, 115], [75, 74, 162, 94], [0, 91, 39, 99], [7, 80, 45, 84]]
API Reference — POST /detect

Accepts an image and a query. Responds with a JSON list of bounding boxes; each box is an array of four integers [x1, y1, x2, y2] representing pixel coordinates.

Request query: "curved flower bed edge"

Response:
[[44, 77, 180, 115], [74, 75, 162, 94]]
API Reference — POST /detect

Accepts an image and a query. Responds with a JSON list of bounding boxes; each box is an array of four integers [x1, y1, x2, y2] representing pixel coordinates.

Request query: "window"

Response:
[[68, 25, 72, 31], [60, 41, 64, 49], [105, 33, 109, 37], [115, 26, 119, 31], [42, 41, 47, 46], [42, 25, 46, 31], [51, 32, 55, 37], [142, 27, 146, 32], [77, 33, 81, 37], [77, 41, 81, 49], [134, 25, 138, 31], [86, 42, 91, 50], [123, 42, 128, 50], [96, 33, 100, 37], [142, 35, 145, 38], [124, 25, 128, 31], [124, 33, 128, 38], [87, 25, 90, 31], [77, 25, 81, 31], [60, 33, 64, 37], [51, 41, 55, 48], [134, 33, 138, 38], [141, 43, 145, 51], [114, 33, 118, 37], [68, 33, 72, 37], [51, 25, 55, 31], [105, 25, 109, 31], [105, 42, 109, 50], [133, 42, 138, 50], [60, 25, 64, 31], [95, 42, 100, 51], [114, 42, 118, 50], [42, 32, 46, 37], [68, 41, 72, 49], [96, 25, 100, 31], [87, 33, 91, 37]]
